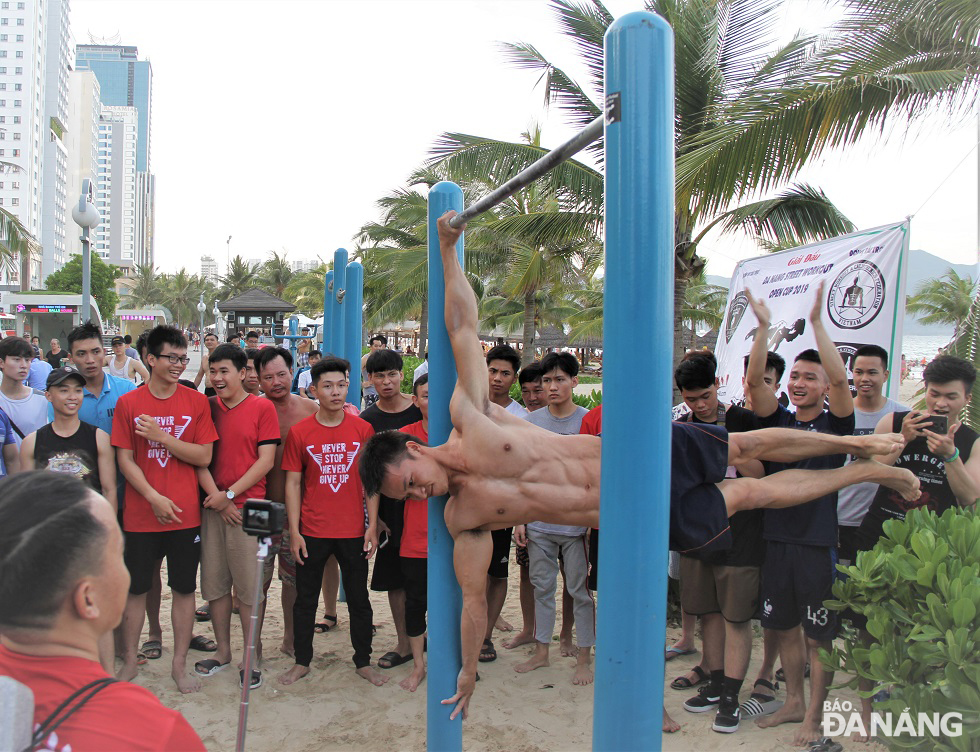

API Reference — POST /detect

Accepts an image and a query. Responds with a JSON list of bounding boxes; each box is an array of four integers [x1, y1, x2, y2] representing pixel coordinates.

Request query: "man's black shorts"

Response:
[[124, 527, 201, 595], [371, 497, 406, 591], [670, 422, 732, 555], [760, 540, 839, 641], [587, 528, 599, 591], [488, 528, 513, 579]]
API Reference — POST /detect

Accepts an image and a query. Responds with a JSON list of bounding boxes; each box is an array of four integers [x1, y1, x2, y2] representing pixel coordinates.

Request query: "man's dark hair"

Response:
[[486, 344, 520, 373], [254, 345, 293, 374], [0, 472, 108, 630], [146, 325, 187, 357], [67, 321, 104, 352], [413, 372, 428, 395], [519, 362, 544, 385], [309, 349, 322, 359], [924, 355, 976, 392], [854, 344, 889, 369], [359, 431, 426, 497], [0, 336, 34, 360], [203, 332, 219, 342], [366, 348, 403, 375], [135, 331, 150, 362], [795, 348, 822, 366], [245, 331, 259, 340], [226, 334, 239, 344], [123, 334, 133, 345], [743, 351, 786, 380], [539, 351, 579, 379], [209, 343, 247, 371], [674, 353, 717, 392], [369, 334, 388, 347], [311, 356, 351, 386]]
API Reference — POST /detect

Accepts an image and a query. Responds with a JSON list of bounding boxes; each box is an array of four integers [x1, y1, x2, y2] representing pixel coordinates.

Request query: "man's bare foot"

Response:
[[792, 719, 825, 747], [399, 666, 426, 691], [853, 703, 873, 742], [495, 615, 514, 632], [172, 668, 201, 694], [279, 643, 295, 658], [868, 461, 920, 501], [356, 666, 389, 686], [116, 660, 139, 683], [572, 662, 593, 685], [853, 432, 904, 459], [515, 651, 550, 674], [559, 634, 575, 657], [278, 664, 310, 685], [503, 631, 535, 649], [756, 700, 806, 728], [663, 707, 681, 733]]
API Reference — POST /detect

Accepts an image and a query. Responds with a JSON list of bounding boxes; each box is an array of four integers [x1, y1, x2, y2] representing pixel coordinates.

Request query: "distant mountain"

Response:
[[707, 249, 974, 337]]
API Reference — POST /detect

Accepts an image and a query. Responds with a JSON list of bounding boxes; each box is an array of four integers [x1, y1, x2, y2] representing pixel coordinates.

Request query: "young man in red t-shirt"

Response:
[[0, 471, 205, 751], [111, 326, 218, 694], [398, 373, 429, 691], [193, 344, 279, 688], [277, 356, 387, 687]]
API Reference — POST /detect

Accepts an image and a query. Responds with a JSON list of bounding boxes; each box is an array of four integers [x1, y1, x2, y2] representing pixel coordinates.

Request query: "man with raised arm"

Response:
[[358, 213, 919, 720]]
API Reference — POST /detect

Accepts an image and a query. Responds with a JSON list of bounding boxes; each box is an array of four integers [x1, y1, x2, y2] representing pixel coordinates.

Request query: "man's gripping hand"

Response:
[[442, 668, 477, 721], [437, 211, 465, 249]]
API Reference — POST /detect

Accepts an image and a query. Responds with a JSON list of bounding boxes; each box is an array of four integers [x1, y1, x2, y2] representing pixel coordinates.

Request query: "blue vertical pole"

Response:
[[331, 250, 348, 362], [287, 317, 298, 359], [426, 181, 464, 752], [595, 11, 674, 752], [344, 262, 364, 408], [322, 270, 334, 354]]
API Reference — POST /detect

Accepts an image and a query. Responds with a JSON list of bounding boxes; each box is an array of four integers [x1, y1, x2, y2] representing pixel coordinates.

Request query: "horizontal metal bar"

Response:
[[448, 115, 604, 228]]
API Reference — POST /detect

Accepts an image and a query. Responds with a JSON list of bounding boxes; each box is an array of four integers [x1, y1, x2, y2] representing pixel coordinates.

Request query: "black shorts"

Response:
[[670, 422, 732, 555], [378, 497, 404, 548], [371, 539, 405, 592], [587, 528, 599, 590], [124, 527, 201, 595], [837, 525, 860, 566], [488, 528, 513, 579], [760, 541, 839, 641]]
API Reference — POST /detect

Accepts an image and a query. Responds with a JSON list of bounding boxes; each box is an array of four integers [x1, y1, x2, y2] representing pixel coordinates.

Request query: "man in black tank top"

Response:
[[19, 367, 116, 500], [856, 355, 979, 551]]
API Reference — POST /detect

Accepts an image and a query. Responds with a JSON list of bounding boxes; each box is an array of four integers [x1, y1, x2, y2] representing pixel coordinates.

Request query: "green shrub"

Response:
[[826, 507, 980, 752], [572, 389, 603, 410]]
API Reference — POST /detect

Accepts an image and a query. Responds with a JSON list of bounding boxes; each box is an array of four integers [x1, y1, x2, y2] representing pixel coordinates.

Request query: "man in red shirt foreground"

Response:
[[0, 472, 204, 751]]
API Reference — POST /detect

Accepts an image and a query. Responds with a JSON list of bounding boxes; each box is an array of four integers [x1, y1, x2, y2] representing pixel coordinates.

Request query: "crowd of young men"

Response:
[[0, 249, 976, 748]]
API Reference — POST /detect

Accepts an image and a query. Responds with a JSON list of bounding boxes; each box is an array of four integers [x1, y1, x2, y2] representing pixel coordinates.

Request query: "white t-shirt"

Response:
[[504, 399, 527, 417], [0, 387, 50, 445], [413, 360, 429, 384], [297, 369, 312, 393]]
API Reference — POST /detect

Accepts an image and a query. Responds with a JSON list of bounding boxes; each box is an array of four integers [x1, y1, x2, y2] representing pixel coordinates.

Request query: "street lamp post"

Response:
[[212, 301, 221, 340], [226, 235, 232, 274], [197, 294, 206, 351], [71, 178, 101, 324]]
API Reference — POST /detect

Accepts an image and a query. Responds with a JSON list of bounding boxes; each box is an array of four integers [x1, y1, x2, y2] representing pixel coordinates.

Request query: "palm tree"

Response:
[[259, 250, 293, 298], [946, 288, 980, 432], [124, 264, 163, 308], [284, 262, 328, 315], [159, 269, 204, 329], [0, 209, 30, 281], [218, 255, 259, 299], [680, 271, 728, 351], [906, 268, 977, 344]]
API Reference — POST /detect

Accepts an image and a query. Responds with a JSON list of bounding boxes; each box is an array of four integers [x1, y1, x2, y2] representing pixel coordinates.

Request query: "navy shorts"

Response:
[[670, 422, 732, 555], [124, 527, 201, 596], [587, 528, 599, 591], [488, 528, 512, 579], [760, 541, 840, 641]]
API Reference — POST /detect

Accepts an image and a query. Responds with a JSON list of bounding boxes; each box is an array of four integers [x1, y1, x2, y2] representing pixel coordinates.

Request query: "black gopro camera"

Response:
[[242, 499, 286, 537]]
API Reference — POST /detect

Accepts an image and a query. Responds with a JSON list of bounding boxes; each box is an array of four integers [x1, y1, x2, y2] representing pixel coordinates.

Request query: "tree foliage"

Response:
[[44, 254, 121, 320]]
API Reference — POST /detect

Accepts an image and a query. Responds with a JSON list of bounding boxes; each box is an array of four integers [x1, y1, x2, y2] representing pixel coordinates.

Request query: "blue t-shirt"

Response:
[[0, 408, 14, 475], [25, 359, 52, 390], [759, 404, 855, 547]]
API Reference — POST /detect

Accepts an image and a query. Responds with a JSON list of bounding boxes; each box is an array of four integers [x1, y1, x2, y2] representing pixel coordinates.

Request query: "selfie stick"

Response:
[[235, 535, 271, 752]]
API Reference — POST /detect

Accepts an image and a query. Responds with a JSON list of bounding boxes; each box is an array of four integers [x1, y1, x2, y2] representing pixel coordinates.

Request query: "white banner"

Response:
[[715, 220, 910, 405]]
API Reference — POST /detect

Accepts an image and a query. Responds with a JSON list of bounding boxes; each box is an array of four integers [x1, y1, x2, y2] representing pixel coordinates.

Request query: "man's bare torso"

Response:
[[443, 403, 600, 535], [266, 395, 318, 502]]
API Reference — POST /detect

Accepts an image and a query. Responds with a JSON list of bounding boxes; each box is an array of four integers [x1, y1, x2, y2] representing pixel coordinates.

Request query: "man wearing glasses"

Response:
[[111, 326, 219, 694]]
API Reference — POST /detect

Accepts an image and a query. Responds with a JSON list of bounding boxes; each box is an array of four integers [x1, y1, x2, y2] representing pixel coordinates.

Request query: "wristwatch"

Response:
[[226, 490, 236, 502]]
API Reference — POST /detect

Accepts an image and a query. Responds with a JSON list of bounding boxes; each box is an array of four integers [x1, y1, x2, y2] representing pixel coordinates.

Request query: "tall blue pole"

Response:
[[344, 261, 364, 407], [287, 317, 298, 358], [594, 11, 674, 752], [426, 181, 464, 752], [331, 250, 348, 362], [322, 270, 334, 354]]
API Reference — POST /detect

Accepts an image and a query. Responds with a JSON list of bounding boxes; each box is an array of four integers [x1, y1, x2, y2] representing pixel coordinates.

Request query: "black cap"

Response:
[[111, 336, 125, 346], [46, 365, 86, 389]]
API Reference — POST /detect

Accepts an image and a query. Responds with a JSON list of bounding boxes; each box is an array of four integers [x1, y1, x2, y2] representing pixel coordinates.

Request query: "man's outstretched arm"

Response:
[[728, 427, 905, 465], [436, 212, 490, 417]]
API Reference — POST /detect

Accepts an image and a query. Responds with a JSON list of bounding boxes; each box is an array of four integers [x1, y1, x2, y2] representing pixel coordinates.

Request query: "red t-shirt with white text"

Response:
[[400, 420, 428, 558], [580, 405, 601, 529], [209, 394, 281, 506], [0, 645, 205, 751], [111, 384, 219, 532], [281, 412, 374, 538]]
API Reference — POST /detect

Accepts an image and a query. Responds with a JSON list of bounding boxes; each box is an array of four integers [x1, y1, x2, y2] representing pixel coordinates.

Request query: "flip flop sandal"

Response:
[[140, 639, 163, 660], [665, 645, 697, 661], [195, 604, 211, 622], [194, 659, 230, 677], [807, 738, 843, 752], [377, 651, 412, 669], [670, 664, 708, 690], [189, 635, 217, 652], [738, 680, 782, 718], [479, 639, 497, 663], [314, 614, 338, 633], [240, 669, 262, 689], [136, 652, 148, 666]]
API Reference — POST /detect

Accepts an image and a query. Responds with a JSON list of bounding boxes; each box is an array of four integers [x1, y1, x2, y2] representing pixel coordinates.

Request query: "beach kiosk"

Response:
[[4, 292, 102, 345], [217, 289, 296, 340], [116, 307, 169, 340]]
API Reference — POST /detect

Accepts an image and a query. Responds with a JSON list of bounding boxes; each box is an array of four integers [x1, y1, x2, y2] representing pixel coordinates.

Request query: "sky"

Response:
[[70, 0, 979, 281]]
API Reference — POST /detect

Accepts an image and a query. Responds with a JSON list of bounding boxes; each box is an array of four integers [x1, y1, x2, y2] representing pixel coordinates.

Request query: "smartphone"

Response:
[[378, 530, 390, 549], [926, 415, 948, 435]]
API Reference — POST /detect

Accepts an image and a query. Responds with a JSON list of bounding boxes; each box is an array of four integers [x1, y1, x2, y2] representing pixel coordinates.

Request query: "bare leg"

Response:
[[484, 576, 508, 643], [572, 646, 593, 686], [117, 593, 146, 682], [700, 612, 724, 674], [515, 642, 550, 673], [145, 562, 163, 643], [503, 563, 535, 649], [757, 627, 806, 728], [208, 594, 234, 667], [663, 707, 681, 733], [171, 592, 201, 693], [856, 629, 874, 742], [399, 634, 427, 692], [721, 460, 919, 516], [757, 628, 778, 685], [237, 601, 258, 667], [669, 609, 697, 654], [321, 556, 339, 624], [793, 638, 833, 746], [730, 428, 904, 465], [387, 589, 410, 657], [280, 581, 297, 657]]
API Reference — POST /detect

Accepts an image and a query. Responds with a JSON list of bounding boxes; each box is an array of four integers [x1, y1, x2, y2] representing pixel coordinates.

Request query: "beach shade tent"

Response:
[[424, 11, 674, 752]]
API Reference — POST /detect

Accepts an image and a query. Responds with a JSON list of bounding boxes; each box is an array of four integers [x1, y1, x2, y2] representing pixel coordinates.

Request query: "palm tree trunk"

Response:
[[418, 299, 428, 359], [521, 289, 536, 366], [672, 273, 689, 405]]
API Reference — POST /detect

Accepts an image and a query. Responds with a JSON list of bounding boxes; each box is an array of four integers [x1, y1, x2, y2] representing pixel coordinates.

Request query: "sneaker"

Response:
[[712, 695, 740, 733], [683, 683, 721, 713]]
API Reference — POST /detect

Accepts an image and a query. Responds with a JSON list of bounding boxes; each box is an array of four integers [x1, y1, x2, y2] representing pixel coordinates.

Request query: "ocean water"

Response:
[[900, 334, 955, 362]]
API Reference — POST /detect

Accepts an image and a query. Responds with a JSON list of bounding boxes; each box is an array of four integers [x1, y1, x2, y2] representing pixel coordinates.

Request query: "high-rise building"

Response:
[[201, 254, 218, 284], [65, 68, 101, 260], [95, 105, 138, 272]]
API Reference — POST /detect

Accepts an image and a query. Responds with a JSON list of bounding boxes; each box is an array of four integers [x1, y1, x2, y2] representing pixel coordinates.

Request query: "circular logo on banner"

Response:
[[827, 261, 886, 330], [725, 292, 749, 344]]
